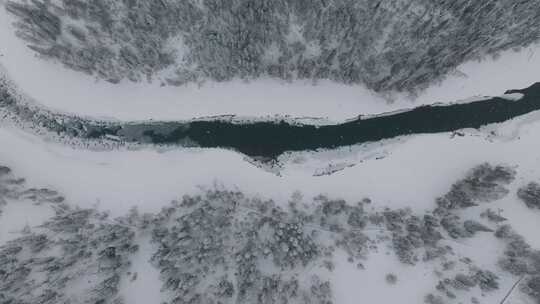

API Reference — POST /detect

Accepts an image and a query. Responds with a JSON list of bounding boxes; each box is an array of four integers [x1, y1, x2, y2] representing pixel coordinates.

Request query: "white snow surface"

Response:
[[2, 2, 540, 302], [120, 236, 165, 304], [0, 198, 54, 245], [0, 5, 539, 122]]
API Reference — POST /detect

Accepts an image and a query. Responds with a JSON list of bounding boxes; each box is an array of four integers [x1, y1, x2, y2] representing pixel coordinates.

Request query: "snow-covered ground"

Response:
[[0, 4, 539, 122], [2, 2, 540, 303], [1, 111, 540, 303]]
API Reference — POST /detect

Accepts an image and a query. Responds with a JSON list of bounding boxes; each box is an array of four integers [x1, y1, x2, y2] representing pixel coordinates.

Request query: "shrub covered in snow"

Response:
[[517, 182, 540, 210], [385, 273, 398, 285], [480, 208, 507, 223], [495, 225, 540, 276], [387, 210, 444, 264], [521, 276, 540, 304], [436, 163, 515, 213], [424, 293, 445, 304], [0, 164, 66, 217]]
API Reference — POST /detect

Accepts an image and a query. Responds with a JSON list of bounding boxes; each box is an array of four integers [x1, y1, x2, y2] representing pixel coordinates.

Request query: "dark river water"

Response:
[[2, 82, 540, 158], [114, 83, 540, 158]]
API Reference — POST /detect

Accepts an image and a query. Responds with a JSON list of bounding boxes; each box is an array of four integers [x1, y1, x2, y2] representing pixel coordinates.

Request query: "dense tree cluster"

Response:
[[149, 190, 340, 304], [494, 225, 540, 277], [431, 163, 515, 241], [434, 267, 500, 300], [522, 276, 540, 304], [381, 208, 445, 264], [0, 165, 139, 304], [495, 225, 540, 304], [5, 0, 540, 93], [0, 165, 13, 216], [0, 206, 138, 304]]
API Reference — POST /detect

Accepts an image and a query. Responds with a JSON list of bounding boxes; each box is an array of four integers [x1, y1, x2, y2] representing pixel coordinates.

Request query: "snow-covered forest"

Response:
[[1, 162, 540, 304], [5, 0, 540, 93]]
